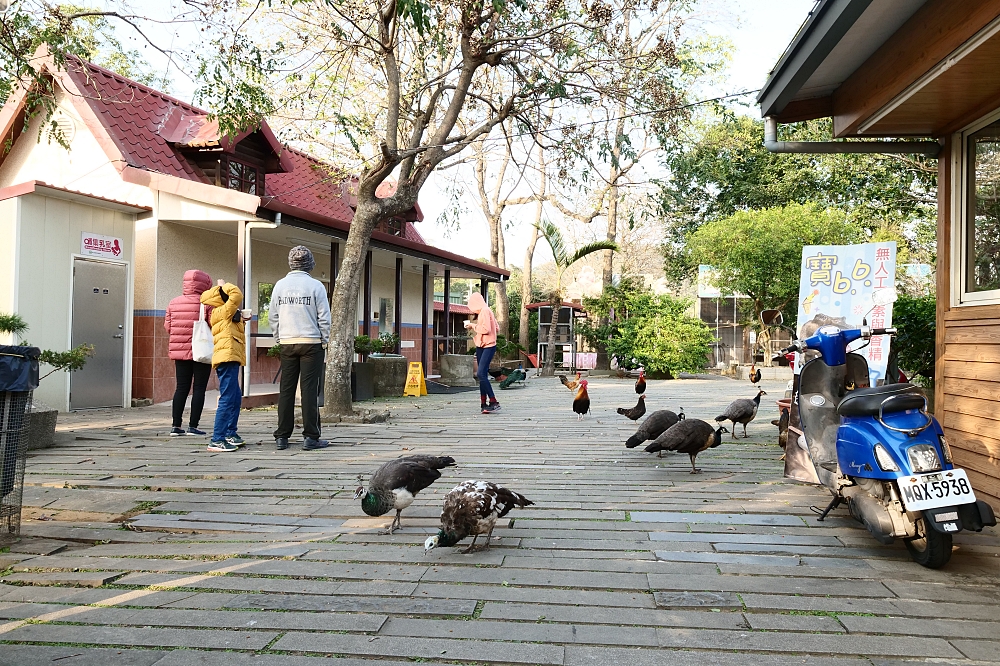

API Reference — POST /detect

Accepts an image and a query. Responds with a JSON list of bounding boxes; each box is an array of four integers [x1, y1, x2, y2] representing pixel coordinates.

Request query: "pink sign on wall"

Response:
[[81, 232, 124, 259]]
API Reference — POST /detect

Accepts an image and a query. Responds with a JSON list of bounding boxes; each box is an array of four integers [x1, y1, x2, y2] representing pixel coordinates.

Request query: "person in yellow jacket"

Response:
[[200, 279, 247, 452]]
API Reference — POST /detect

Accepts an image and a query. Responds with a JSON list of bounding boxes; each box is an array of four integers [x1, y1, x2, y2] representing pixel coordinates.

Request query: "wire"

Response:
[[262, 89, 760, 200]]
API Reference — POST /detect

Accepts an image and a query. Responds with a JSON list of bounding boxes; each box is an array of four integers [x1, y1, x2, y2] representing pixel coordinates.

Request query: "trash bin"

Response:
[[0, 345, 40, 540]]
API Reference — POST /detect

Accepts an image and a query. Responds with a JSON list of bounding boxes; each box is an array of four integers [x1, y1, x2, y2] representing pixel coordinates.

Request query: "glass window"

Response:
[[257, 282, 274, 333], [967, 121, 1000, 294], [224, 159, 263, 195]]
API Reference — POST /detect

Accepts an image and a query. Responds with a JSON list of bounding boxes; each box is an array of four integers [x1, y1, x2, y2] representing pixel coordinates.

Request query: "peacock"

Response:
[[355, 455, 456, 534], [499, 368, 526, 389]]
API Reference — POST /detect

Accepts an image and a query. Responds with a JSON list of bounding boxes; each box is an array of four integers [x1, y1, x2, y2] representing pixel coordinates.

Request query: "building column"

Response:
[[480, 278, 488, 304], [443, 269, 451, 355], [236, 220, 247, 396], [421, 264, 429, 373], [363, 250, 372, 339], [329, 242, 339, 305], [394, 256, 403, 354]]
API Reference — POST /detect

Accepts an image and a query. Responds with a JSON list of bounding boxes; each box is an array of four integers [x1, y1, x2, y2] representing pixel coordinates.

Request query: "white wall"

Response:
[[16, 193, 135, 410], [0, 197, 18, 343]]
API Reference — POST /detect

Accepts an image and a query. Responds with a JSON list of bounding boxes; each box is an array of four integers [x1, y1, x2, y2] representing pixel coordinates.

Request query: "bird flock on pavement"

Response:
[[351, 369, 767, 554]]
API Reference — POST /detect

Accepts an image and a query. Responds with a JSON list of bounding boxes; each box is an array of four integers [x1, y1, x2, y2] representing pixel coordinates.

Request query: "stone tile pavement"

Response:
[[1, 373, 999, 665]]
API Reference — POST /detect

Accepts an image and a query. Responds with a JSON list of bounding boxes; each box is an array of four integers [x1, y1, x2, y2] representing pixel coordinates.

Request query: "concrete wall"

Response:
[[15, 193, 135, 411]]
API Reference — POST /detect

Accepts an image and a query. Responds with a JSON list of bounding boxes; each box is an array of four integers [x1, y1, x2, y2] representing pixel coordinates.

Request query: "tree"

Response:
[[659, 114, 938, 282], [198, 0, 606, 416], [535, 219, 616, 376], [686, 203, 860, 325], [891, 293, 936, 388]]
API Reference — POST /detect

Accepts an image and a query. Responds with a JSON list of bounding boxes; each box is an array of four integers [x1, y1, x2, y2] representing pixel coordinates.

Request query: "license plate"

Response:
[[898, 469, 976, 512]]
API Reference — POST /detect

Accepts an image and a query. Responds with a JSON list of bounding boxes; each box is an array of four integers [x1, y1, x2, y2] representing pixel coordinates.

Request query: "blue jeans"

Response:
[[213, 362, 242, 442], [475, 346, 497, 402]]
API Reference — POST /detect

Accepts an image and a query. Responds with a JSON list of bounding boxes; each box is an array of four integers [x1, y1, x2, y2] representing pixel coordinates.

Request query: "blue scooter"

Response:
[[762, 305, 996, 568]]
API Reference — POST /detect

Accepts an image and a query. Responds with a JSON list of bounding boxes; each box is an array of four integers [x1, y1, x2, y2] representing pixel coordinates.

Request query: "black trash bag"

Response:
[[0, 346, 40, 392]]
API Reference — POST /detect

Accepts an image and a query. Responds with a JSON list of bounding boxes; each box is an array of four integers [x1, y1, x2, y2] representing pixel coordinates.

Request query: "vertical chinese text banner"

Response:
[[797, 242, 897, 384]]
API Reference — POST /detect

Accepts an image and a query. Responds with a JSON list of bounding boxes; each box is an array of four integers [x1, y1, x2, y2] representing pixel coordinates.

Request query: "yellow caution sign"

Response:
[[403, 362, 427, 397]]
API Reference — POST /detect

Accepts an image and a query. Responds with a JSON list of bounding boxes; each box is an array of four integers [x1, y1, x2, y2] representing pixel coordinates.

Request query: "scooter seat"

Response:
[[837, 383, 926, 417]]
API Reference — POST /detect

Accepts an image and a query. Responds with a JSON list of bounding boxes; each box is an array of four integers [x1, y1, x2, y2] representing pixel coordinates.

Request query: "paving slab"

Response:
[[223, 592, 477, 616], [273, 631, 566, 664], [648, 573, 893, 598], [654, 550, 800, 566], [631, 512, 806, 526], [380, 616, 660, 646], [839, 614, 1000, 639], [0, 645, 167, 666], [564, 646, 872, 666], [744, 612, 845, 632], [0, 571, 126, 587], [950, 639, 1000, 661], [479, 602, 749, 629], [151, 652, 417, 666], [653, 591, 743, 610], [1, 624, 278, 650], [655, 627, 962, 657]]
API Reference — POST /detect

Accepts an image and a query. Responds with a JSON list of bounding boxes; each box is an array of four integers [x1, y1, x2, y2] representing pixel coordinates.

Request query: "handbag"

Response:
[[191, 304, 215, 364]]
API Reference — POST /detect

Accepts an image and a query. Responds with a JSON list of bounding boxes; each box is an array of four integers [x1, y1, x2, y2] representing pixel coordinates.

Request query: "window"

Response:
[[376, 218, 404, 237], [225, 159, 262, 195], [961, 120, 1000, 302], [257, 283, 274, 333]]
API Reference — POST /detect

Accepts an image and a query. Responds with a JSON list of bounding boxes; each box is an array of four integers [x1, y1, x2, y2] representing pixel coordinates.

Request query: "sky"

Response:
[[116, 0, 817, 267]]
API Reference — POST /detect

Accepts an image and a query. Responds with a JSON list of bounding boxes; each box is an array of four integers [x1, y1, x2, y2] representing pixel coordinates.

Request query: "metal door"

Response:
[[71, 259, 127, 409]]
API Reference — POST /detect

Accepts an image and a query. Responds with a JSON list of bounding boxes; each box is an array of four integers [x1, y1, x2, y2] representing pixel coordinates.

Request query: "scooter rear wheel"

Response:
[[904, 517, 952, 569]]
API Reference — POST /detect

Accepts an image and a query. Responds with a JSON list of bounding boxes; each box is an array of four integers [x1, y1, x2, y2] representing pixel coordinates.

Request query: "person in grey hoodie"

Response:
[[271, 246, 332, 451]]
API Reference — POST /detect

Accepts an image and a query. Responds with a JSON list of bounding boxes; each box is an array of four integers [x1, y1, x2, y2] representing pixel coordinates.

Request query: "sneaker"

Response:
[[225, 434, 245, 447], [187, 427, 207, 436], [275, 437, 289, 451], [208, 441, 238, 452], [302, 438, 330, 451], [481, 403, 500, 414], [169, 427, 187, 437]]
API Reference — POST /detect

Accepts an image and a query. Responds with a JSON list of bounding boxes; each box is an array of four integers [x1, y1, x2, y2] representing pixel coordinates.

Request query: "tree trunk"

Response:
[[541, 295, 560, 377], [519, 207, 541, 353], [323, 200, 383, 416], [488, 213, 510, 340], [595, 116, 624, 371]]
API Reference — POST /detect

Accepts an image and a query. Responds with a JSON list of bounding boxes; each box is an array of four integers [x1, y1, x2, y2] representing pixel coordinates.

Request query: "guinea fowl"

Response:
[[424, 480, 533, 553], [355, 455, 456, 534], [625, 408, 684, 453], [644, 419, 728, 473], [572, 379, 590, 419], [617, 395, 646, 421], [559, 372, 582, 391], [635, 370, 646, 395], [716, 389, 767, 439]]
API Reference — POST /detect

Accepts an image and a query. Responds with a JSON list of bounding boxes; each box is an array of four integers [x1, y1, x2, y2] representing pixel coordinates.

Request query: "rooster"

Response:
[[749, 364, 761, 385], [559, 372, 582, 391], [424, 480, 533, 554], [616, 395, 646, 421], [644, 420, 728, 473], [572, 379, 590, 420], [355, 455, 456, 534], [635, 370, 646, 395]]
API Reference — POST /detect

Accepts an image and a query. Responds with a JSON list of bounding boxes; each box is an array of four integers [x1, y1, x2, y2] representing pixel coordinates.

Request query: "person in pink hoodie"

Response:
[[465, 292, 500, 414], [164, 269, 213, 436]]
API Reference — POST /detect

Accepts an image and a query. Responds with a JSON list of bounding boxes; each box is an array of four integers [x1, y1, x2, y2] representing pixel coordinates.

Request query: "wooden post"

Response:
[[480, 278, 488, 303], [421, 263, 429, 374], [329, 242, 338, 305], [394, 256, 403, 354], [443, 269, 451, 355], [363, 250, 372, 339]]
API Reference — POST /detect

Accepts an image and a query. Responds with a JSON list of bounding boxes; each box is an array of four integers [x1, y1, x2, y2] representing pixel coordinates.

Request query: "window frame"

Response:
[[223, 157, 263, 195], [955, 109, 1000, 306]]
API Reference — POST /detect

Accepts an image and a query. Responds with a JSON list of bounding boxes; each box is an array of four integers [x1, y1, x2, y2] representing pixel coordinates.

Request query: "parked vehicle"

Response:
[[763, 293, 996, 568]]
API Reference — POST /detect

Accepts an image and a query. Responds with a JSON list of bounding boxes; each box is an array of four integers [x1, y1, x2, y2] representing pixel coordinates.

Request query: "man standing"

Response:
[[271, 246, 332, 451]]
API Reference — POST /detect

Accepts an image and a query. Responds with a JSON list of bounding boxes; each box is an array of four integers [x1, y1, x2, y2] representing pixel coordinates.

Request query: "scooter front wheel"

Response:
[[904, 517, 952, 569]]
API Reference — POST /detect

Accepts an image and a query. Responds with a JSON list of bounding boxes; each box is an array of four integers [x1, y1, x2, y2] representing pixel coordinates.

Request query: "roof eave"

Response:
[[757, 0, 873, 119]]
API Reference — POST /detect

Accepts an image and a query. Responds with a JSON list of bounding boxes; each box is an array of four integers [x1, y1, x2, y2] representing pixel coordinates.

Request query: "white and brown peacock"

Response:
[[355, 455, 456, 534], [424, 480, 533, 553]]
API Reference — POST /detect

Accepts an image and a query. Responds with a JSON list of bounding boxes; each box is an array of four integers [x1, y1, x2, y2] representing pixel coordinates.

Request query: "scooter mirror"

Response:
[[760, 309, 783, 326], [871, 288, 898, 306]]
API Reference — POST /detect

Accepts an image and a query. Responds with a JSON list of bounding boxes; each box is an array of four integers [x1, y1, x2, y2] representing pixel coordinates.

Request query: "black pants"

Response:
[[274, 343, 325, 441], [172, 360, 212, 429]]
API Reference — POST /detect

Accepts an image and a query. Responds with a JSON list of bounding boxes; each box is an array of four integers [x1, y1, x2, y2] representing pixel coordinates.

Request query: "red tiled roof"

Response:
[[264, 148, 355, 224], [433, 301, 473, 314]]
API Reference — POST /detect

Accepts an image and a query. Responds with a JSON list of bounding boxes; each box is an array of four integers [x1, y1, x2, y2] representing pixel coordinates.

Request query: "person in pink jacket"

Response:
[[164, 269, 213, 436], [465, 292, 500, 414]]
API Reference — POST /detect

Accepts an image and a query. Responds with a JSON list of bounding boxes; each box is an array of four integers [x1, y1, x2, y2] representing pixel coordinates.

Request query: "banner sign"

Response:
[[81, 232, 124, 259], [797, 242, 897, 385]]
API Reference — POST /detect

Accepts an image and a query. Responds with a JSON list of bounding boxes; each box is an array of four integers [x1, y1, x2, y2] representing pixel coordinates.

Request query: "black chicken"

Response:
[[355, 455, 456, 534], [644, 419, 728, 473], [625, 408, 685, 450], [616, 395, 646, 421], [424, 480, 533, 553]]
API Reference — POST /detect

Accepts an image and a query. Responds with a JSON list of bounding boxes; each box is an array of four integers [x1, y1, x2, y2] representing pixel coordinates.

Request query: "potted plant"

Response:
[[0, 312, 94, 449], [367, 333, 407, 396], [351, 335, 376, 401]]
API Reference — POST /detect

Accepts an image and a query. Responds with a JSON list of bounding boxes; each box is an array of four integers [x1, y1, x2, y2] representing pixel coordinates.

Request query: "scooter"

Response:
[[761, 303, 996, 569]]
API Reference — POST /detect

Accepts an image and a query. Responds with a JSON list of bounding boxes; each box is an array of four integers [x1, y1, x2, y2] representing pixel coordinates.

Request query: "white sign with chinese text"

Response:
[[81, 232, 124, 259], [797, 242, 897, 385]]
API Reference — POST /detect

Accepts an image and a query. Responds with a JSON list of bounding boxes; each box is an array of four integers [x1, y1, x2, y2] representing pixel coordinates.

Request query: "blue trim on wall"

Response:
[[134, 309, 166, 317]]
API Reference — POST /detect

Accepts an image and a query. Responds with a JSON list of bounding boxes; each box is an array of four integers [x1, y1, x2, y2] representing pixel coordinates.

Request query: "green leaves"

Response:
[[0, 312, 28, 338], [891, 293, 936, 387], [397, 0, 432, 36]]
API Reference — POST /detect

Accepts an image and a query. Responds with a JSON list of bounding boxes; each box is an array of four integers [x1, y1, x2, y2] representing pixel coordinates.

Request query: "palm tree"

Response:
[[536, 220, 618, 377]]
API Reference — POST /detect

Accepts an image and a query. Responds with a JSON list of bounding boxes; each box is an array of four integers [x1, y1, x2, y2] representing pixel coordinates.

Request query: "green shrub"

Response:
[[892, 293, 936, 387]]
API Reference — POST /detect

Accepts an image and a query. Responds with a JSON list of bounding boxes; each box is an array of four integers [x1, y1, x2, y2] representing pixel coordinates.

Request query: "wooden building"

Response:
[[759, 0, 1000, 508]]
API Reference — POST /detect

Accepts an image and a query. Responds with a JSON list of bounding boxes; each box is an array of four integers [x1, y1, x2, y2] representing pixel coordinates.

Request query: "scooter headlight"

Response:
[[938, 435, 953, 464], [873, 444, 900, 472], [907, 444, 942, 473]]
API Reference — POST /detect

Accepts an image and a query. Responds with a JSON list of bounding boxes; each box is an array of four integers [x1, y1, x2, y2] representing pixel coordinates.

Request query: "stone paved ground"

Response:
[[1, 374, 999, 666]]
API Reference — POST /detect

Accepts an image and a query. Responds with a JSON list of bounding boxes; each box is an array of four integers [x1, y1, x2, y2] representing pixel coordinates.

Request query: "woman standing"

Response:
[[200, 279, 247, 452], [465, 292, 500, 414], [164, 270, 213, 437]]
